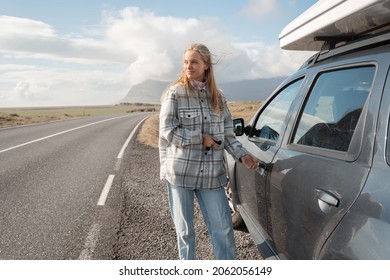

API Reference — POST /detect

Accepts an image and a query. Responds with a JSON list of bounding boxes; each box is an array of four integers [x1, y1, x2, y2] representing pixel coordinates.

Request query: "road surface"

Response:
[[0, 112, 149, 259]]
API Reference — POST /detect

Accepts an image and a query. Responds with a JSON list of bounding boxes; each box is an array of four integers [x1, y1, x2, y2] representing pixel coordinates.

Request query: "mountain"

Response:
[[120, 80, 169, 104], [120, 77, 287, 104], [219, 77, 287, 102]]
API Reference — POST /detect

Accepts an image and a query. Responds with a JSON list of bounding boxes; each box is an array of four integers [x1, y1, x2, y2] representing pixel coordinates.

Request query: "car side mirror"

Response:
[[233, 118, 252, 136], [233, 118, 244, 136]]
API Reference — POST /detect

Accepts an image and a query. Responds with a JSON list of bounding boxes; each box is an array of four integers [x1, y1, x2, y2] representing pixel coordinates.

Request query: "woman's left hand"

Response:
[[240, 155, 259, 170]]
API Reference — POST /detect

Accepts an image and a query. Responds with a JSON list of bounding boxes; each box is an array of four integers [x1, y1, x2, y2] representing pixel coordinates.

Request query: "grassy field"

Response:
[[0, 103, 159, 128], [0, 101, 262, 148], [137, 101, 262, 148]]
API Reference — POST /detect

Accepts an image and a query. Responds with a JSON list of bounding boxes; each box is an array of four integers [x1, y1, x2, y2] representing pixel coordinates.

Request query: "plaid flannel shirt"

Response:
[[159, 83, 246, 190]]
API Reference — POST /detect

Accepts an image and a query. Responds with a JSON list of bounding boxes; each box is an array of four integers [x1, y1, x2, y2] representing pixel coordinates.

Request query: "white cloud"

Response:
[[0, 64, 129, 107], [0, 15, 56, 37], [0, 6, 313, 107], [239, 0, 280, 20], [0, 16, 133, 65]]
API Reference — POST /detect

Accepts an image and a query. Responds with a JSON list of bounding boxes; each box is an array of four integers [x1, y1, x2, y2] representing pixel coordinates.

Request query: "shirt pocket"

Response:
[[178, 109, 201, 129]]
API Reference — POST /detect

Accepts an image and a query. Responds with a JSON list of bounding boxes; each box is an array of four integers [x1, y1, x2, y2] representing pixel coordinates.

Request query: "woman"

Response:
[[159, 43, 258, 260]]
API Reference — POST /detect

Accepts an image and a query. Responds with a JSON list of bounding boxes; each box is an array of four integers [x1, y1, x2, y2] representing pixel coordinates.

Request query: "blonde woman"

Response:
[[159, 43, 258, 260]]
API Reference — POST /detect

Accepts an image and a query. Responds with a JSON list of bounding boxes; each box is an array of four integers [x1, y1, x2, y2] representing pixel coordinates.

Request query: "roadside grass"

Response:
[[0, 104, 159, 128], [228, 101, 262, 123], [0, 101, 262, 148], [136, 101, 263, 149]]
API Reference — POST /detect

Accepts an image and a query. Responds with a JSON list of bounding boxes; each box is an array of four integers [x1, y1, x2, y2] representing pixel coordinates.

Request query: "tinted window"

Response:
[[253, 79, 303, 143], [293, 66, 375, 152]]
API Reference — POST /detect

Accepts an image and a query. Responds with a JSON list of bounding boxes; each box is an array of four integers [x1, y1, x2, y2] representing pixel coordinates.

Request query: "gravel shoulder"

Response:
[[112, 138, 262, 260]]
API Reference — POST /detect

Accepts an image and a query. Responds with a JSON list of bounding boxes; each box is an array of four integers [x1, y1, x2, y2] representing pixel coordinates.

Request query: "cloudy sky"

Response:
[[0, 0, 317, 107]]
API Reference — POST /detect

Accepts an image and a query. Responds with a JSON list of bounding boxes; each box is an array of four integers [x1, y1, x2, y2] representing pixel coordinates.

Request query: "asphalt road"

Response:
[[0, 112, 149, 260]]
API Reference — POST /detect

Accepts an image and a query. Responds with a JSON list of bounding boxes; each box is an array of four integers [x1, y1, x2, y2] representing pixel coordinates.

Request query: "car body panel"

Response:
[[319, 63, 390, 259], [225, 44, 390, 259]]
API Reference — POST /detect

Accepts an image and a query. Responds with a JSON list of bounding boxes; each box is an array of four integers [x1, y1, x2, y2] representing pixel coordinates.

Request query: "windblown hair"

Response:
[[173, 43, 223, 114]]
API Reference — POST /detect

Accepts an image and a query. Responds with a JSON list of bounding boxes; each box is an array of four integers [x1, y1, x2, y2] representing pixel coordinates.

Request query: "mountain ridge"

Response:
[[121, 77, 286, 104]]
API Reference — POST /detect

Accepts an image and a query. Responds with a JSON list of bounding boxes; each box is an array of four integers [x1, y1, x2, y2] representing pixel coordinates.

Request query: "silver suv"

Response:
[[224, 1, 390, 259]]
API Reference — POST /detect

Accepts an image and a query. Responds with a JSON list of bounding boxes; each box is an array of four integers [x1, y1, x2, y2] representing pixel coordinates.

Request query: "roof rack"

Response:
[[317, 30, 390, 62], [298, 30, 390, 69], [316, 21, 390, 52], [316, 35, 357, 52]]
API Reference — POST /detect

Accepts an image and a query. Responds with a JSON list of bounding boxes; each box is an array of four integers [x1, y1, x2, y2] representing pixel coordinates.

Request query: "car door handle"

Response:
[[256, 161, 268, 176], [316, 189, 339, 207], [257, 161, 267, 169]]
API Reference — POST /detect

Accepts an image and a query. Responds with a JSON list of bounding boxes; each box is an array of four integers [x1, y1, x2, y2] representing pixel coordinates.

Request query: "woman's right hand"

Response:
[[202, 134, 220, 148]]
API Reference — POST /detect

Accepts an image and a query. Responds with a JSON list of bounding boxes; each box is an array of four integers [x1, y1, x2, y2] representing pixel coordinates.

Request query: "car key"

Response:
[[206, 139, 221, 155]]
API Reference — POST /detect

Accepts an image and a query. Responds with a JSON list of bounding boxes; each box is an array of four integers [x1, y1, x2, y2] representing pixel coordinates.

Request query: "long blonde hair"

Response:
[[174, 43, 223, 114]]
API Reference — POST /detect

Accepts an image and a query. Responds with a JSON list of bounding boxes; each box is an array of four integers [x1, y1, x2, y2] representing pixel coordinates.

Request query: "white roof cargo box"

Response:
[[279, 0, 390, 51]]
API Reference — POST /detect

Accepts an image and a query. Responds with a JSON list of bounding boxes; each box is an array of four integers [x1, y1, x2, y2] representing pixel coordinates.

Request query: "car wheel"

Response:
[[225, 180, 245, 229]]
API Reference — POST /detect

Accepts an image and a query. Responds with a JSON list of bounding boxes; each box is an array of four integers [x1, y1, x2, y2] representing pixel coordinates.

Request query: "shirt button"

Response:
[[204, 117, 207, 120]]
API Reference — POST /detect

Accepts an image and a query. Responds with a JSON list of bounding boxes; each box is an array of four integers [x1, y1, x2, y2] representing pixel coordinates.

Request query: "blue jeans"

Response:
[[167, 182, 236, 260]]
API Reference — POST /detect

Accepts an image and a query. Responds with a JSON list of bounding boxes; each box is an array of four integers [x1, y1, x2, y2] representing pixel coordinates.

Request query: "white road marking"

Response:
[[117, 116, 149, 159], [0, 115, 129, 154], [97, 174, 115, 206], [78, 223, 101, 260], [114, 115, 149, 171], [1, 114, 151, 260]]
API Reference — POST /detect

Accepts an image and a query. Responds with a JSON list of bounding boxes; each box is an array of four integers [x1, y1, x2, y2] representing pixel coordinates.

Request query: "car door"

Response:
[[319, 60, 390, 259], [234, 78, 304, 252], [269, 64, 376, 259]]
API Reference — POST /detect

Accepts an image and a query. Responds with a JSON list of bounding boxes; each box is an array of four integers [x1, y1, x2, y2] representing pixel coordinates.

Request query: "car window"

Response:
[[252, 79, 303, 143], [292, 66, 375, 152]]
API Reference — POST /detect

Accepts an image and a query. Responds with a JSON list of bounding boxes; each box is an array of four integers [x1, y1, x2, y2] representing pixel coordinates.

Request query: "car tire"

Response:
[[225, 180, 246, 229]]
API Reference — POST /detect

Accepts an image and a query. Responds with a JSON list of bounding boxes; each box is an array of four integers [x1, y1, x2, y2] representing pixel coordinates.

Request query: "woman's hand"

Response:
[[240, 154, 259, 170], [202, 134, 221, 148]]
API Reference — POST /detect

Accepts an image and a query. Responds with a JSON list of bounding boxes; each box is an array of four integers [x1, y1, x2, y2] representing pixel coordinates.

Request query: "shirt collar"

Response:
[[190, 79, 207, 91]]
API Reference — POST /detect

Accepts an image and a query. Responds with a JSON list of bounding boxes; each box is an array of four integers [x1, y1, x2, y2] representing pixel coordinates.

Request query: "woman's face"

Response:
[[183, 50, 208, 82]]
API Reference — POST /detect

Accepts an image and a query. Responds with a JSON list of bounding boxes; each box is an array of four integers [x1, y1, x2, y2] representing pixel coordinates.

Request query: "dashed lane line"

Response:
[[79, 116, 149, 260], [97, 174, 115, 206], [78, 223, 101, 260]]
